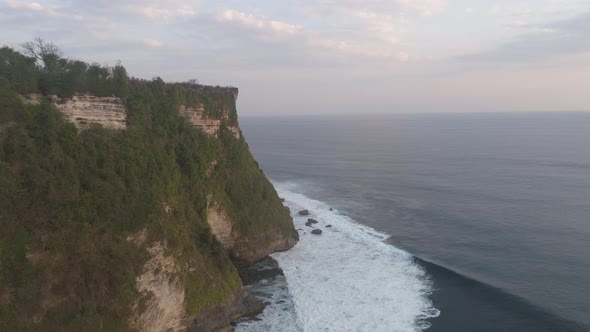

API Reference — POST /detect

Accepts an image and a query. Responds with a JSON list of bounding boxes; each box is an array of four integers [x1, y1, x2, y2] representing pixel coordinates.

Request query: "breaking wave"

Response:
[[249, 182, 439, 332]]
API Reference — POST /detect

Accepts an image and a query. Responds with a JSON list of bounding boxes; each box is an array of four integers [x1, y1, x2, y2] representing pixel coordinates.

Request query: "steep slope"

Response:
[[0, 46, 297, 331]]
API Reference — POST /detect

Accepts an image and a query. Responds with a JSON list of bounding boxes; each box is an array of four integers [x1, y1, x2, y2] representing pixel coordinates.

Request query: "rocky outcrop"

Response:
[[298, 209, 310, 216], [128, 233, 265, 332], [54, 94, 127, 130], [231, 232, 298, 263], [207, 201, 236, 250], [187, 290, 263, 332], [206, 199, 297, 263], [179, 104, 240, 139], [130, 242, 186, 332]]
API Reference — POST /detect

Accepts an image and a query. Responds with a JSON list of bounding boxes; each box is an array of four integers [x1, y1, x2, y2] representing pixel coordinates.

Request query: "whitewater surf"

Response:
[[237, 182, 439, 332]]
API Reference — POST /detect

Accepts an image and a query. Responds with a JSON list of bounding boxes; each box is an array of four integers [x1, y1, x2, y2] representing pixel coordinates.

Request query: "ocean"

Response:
[[235, 112, 590, 332]]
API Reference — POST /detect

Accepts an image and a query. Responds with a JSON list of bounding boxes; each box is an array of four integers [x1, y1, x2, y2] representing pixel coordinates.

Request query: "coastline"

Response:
[[233, 185, 440, 331], [233, 257, 299, 331]]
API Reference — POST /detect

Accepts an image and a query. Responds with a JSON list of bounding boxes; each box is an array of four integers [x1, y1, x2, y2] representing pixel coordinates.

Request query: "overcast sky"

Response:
[[1, 0, 589, 115]]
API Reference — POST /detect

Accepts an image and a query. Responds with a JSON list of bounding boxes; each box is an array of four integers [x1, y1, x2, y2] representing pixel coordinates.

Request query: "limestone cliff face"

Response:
[[1, 51, 298, 332], [21, 93, 128, 130], [207, 200, 236, 250], [54, 94, 127, 130], [128, 89, 296, 330], [206, 200, 297, 262], [231, 228, 298, 263], [128, 232, 263, 332], [179, 104, 240, 139], [130, 241, 186, 332]]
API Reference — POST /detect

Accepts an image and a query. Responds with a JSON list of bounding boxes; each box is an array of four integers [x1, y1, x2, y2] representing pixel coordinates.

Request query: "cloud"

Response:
[[352, 11, 400, 44], [397, 0, 446, 16], [5, 0, 43, 11], [304, 0, 447, 17], [210, 7, 410, 64], [142, 38, 162, 48], [215, 9, 302, 36], [3, 0, 86, 21], [462, 12, 590, 62], [131, 0, 201, 19]]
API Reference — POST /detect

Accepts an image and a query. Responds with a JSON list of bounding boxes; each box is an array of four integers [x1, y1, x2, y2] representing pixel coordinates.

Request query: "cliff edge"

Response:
[[0, 46, 297, 331]]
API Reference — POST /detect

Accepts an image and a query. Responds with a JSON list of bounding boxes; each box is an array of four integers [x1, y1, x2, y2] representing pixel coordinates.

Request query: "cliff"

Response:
[[0, 47, 297, 331], [54, 94, 127, 130]]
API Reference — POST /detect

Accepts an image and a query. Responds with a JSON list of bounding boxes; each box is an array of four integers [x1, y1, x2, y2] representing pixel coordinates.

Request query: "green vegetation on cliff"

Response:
[[0, 42, 296, 331]]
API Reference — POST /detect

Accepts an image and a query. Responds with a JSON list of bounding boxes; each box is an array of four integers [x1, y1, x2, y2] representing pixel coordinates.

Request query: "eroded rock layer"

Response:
[[179, 104, 240, 139], [54, 94, 127, 130]]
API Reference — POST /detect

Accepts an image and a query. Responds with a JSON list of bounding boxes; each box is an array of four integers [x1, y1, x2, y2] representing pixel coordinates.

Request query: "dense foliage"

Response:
[[0, 45, 128, 99], [0, 44, 292, 330]]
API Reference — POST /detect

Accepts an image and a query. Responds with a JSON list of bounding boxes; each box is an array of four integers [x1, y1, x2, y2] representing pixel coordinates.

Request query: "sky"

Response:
[[1, 0, 589, 115]]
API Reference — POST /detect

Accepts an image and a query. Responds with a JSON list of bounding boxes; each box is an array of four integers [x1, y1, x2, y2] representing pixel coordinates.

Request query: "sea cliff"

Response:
[[0, 45, 298, 331]]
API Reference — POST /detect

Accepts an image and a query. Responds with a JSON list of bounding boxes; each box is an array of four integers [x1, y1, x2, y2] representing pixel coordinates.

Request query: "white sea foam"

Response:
[[269, 182, 439, 332], [236, 271, 299, 332]]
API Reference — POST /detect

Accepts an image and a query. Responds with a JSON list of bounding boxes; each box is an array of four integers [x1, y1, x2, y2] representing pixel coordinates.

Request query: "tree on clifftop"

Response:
[[113, 62, 129, 100], [20, 37, 62, 69]]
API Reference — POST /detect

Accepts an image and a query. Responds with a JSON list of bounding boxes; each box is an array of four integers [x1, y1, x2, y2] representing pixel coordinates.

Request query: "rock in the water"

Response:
[[326, 225, 332, 228], [298, 209, 310, 216], [311, 229, 323, 235], [307, 218, 319, 224], [329, 208, 333, 211], [280, 198, 285, 202], [305, 221, 314, 227]]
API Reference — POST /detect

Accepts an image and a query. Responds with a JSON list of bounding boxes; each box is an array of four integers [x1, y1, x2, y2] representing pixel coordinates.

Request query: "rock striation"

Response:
[[53, 94, 127, 130], [179, 104, 240, 139]]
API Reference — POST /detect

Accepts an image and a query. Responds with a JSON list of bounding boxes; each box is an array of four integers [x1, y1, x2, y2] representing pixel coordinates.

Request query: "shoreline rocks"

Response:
[[311, 229, 323, 235], [298, 209, 310, 216]]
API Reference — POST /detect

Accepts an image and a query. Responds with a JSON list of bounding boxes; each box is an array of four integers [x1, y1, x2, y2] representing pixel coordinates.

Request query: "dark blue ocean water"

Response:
[[240, 112, 590, 331]]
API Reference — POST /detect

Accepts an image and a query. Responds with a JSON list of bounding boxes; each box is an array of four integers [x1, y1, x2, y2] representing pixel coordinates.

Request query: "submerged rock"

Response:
[[326, 225, 332, 228], [305, 221, 314, 227], [311, 229, 323, 235], [307, 218, 319, 224], [298, 209, 310, 216], [329, 208, 333, 211]]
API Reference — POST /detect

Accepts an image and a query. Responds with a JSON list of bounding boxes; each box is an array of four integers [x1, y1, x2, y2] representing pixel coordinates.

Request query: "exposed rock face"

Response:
[[206, 199, 297, 263], [231, 232, 298, 263], [54, 94, 127, 130], [228, 126, 241, 139], [127, 229, 265, 332], [207, 202, 236, 250], [206, 160, 218, 177], [130, 242, 186, 332], [179, 104, 240, 139]]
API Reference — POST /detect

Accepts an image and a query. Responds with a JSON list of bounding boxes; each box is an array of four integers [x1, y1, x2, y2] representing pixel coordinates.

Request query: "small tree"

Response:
[[113, 62, 129, 100], [21, 37, 62, 69]]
